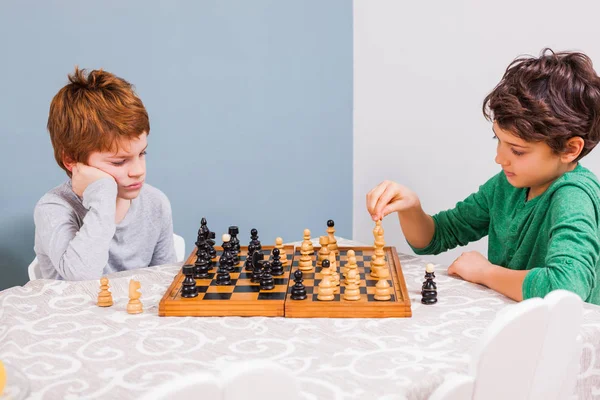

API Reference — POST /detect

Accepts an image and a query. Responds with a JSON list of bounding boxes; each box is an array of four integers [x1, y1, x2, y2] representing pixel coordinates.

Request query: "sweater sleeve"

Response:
[[409, 176, 495, 256], [34, 178, 117, 280], [522, 185, 599, 301]]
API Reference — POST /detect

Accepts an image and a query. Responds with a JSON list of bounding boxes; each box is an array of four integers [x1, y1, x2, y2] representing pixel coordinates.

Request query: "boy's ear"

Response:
[[62, 152, 75, 172], [562, 137, 585, 163]]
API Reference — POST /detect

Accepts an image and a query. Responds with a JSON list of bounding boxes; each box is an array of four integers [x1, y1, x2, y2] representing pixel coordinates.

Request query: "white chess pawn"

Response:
[[374, 276, 392, 301], [298, 241, 313, 271], [343, 249, 357, 282], [328, 253, 340, 293], [343, 269, 361, 301], [317, 275, 335, 301], [275, 237, 288, 265], [303, 228, 314, 254]]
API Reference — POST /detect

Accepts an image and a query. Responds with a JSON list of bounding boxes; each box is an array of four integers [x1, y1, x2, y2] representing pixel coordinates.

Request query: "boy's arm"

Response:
[[150, 196, 177, 266], [521, 187, 599, 301], [409, 177, 496, 255], [35, 178, 117, 280]]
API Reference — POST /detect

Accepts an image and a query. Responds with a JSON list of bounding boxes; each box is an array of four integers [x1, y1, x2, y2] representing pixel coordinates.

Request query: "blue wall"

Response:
[[0, 0, 353, 290]]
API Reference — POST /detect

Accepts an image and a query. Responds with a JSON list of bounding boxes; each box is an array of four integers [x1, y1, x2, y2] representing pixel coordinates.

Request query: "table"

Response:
[[1, 238, 599, 399]]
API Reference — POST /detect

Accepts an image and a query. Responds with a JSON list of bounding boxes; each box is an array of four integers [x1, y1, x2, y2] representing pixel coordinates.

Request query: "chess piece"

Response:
[[343, 249, 358, 283], [275, 237, 288, 265], [228, 226, 241, 265], [193, 249, 211, 279], [220, 234, 235, 272], [326, 219, 339, 256], [197, 217, 209, 244], [250, 228, 262, 253], [245, 241, 256, 271], [328, 252, 340, 290], [216, 256, 232, 286], [270, 248, 284, 276], [298, 241, 313, 271], [291, 270, 307, 300], [126, 279, 143, 314], [97, 277, 113, 307], [317, 236, 330, 266], [181, 264, 199, 298], [251, 252, 264, 283], [302, 228, 314, 254], [317, 275, 335, 301], [208, 231, 217, 260], [421, 263, 438, 305], [374, 279, 392, 301], [369, 255, 380, 279], [321, 259, 338, 294], [343, 269, 361, 301], [259, 261, 275, 290], [371, 220, 386, 278]]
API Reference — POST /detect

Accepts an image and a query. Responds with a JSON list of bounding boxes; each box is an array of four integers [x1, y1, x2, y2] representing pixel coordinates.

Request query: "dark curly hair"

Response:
[[483, 48, 600, 161]]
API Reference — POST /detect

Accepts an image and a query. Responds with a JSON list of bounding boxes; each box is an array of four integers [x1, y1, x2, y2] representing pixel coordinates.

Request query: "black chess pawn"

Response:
[[259, 260, 275, 290], [421, 267, 438, 305], [251, 252, 264, 283], [250, 228, 262, 252], [215, 259, 232, 286], [291, 270, 307, 300], [228, 226, 241, 265], [321, 258, 330, 271], [245, 241, 256, 271], [193, 250, 211, 279], [270, 248, 284, 276], [181, 265, 199, 298]]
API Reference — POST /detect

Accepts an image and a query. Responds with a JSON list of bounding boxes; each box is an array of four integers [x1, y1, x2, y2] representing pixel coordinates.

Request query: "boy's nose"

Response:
[[129, 159, 145, 177], [495, 151, 508, 166]]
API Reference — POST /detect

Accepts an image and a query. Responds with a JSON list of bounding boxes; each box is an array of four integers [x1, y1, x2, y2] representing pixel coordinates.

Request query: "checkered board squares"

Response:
[[284, 247, 412, 318], [158, 245, 295, 317]]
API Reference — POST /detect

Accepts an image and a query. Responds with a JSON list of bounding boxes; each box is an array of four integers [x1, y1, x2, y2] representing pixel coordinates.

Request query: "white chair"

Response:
[[28, 233, 186, 280], [429, 290, 584, 400], [172, 233, 185, 263], [138, 359, 301, 400]]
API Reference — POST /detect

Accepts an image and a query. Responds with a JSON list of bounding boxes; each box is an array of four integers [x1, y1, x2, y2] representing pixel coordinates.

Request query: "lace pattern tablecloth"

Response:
[[1, 238, 599, 399]]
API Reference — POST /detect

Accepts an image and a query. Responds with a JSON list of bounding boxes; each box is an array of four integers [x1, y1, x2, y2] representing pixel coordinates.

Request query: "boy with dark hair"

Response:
[[34, 68, 176, 280], [367, 49, 600, 304]]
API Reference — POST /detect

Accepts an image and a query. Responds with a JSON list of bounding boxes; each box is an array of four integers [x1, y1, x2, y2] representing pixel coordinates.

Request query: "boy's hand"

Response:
[[447, 251, 494, 285], [366, 180, 420, 221], [71, 163, 115, 197]]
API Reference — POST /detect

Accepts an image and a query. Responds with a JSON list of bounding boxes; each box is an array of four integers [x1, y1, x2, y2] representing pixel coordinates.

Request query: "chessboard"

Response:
[[158, 245, 412, 318], [285, 246, 411, 318]]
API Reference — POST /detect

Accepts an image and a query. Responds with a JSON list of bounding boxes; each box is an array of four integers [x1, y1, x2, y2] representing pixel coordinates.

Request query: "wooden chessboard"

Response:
[[158, 245, 412, 318]]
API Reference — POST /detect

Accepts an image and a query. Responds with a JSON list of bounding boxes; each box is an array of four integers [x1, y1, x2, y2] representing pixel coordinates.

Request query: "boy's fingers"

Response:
[[366, 181, 390, 215], [373, 185, 398, 219]]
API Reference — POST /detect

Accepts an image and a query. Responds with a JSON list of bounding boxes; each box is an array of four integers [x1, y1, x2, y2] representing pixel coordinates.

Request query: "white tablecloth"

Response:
[[1, 238, 599, 399]]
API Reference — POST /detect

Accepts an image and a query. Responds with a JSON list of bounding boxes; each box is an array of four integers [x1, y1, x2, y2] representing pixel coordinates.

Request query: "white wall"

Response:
[[353, 0, 600, 268]]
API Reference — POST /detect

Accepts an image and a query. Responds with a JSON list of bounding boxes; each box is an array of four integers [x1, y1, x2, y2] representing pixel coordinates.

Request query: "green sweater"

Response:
[[411, 164, 600, 305]]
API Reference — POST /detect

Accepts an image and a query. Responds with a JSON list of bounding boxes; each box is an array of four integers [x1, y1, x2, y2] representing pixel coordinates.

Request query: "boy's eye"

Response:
[[111, 160, 126, 166], [511, 149, 524, 156], [140, 151, 147, 156]]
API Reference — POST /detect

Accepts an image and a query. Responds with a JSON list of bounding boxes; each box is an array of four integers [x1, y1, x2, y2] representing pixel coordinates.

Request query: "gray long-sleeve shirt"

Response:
[[33, 178, 176, 280]]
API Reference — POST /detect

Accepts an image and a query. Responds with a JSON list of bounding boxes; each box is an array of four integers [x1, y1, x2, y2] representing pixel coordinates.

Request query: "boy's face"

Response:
[[87, 133, 148, 200], [493, 122, 569, 196]]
